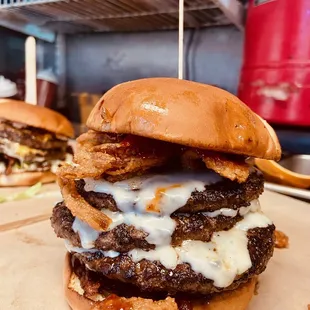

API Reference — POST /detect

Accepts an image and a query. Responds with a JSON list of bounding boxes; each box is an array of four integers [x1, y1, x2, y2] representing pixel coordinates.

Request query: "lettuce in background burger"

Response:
[[51, 78, 281, 309], [0, 99, 74, 186]]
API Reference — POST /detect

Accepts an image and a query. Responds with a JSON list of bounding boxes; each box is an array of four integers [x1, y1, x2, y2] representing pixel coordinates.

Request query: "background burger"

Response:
[[0, 99, 74, 186], [51, 78, 281, 309]]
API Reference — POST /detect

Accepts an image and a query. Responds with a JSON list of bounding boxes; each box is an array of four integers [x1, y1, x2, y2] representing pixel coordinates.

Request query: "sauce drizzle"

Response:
[[147, 184, 182, 212]]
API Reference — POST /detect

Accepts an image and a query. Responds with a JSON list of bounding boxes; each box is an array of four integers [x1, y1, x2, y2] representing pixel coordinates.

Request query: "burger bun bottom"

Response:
[[64, 253, 257, 310], [0, 171, 56, 187]]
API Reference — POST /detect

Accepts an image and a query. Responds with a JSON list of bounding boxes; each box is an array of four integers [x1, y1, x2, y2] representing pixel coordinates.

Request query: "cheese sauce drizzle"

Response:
[[68, 172, 273, 288], [68, 209, 272, 288], [84, 172, 222, 215]]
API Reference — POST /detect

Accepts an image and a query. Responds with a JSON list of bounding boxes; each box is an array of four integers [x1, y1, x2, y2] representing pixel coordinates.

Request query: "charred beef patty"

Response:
[[72, 225, 274, 295], [0, 120, 72, 175], [51, 202, 243, 251], [75, 170, 264, 214], [0, 143, 67, 163], [71, 256, 171, 300], [0, 120, 68, 150], [71, 256, 254, 306]]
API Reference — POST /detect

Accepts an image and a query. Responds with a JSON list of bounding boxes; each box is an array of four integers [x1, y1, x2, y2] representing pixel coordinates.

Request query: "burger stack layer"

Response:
[[51, 78, 281, 310], [0, 119, 70, 175], [0, 100, 74, 186]]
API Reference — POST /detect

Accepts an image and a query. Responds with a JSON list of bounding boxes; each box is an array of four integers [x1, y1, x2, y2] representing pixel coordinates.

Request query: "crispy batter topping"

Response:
[[57, 131, 172, 180], [274, 230, 289, 249], [57, 131, 250, 183], [201, 152, 249, 183], [91, 295, 178, 310], [58, 177, 111, 231]]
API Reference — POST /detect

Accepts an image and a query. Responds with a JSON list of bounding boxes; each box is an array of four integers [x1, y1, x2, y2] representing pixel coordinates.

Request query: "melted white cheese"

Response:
[[130, 246, 177, 269], [128, 210, 272, 287], [72, 218, 99, 249], [70, 209, 176, 248], [71, 199, 261, 248], [0, 137, 46, 160], [72, 173, 273, 288], [239, 199, 260, 216], [84, 172, 222, 215], [204, 208, 238, 217], [102, 209, 176, 245], [65, 240, 119, 257], [67, 208, 272, 288], [204, 200, 261, 218]]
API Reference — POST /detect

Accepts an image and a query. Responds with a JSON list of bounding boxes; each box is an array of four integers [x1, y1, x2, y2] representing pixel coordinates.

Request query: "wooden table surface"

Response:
[[0, 185, 309, 310]]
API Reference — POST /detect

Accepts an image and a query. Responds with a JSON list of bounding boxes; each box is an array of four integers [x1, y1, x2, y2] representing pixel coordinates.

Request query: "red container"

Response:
[[238, 0, 310, 126], [37, 79, 57, 108], [36, 69, 58, 108]]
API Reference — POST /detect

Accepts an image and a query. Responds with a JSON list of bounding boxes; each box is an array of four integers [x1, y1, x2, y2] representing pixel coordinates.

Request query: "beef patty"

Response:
[[71, 255, 255, 307], [51, 202, 244, 252], [0, 120, 68, 150], [72, 225, 274, 295], [75, 169, 264, 214], [0, 143, 67, 163]]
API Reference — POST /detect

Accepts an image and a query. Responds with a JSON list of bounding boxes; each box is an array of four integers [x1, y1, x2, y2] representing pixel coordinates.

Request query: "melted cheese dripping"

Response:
[[72, 218, 99, 249], [71, 200, 260, 250], [69, 173, 273, 289], [102, 209, 176, 245], [128, 210, 271, 287], [0, 137, 46, 160], [68, 209, 271, 288], [84, 172, 222, 215]]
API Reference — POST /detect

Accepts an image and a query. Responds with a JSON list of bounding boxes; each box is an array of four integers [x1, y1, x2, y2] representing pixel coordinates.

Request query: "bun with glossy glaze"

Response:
[[0, 171, 56, 186], [87, 78, 281, 160], [0, 99, 74, 138]]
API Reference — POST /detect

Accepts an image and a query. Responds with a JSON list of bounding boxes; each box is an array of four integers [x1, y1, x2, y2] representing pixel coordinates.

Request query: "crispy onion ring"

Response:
[[57, 131, 175, 180], [58, 177, 111, 231], [181, 149, 250, 183], [202, 153, 249, 183], [58, 130, 250, 183]]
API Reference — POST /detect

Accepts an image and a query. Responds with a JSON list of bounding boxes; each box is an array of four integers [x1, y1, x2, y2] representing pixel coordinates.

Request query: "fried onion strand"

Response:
[[58, 177, 111, 231]]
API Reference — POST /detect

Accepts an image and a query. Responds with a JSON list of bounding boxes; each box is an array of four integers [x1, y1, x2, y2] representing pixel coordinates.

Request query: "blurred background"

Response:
[[0, 0, 309, 156]]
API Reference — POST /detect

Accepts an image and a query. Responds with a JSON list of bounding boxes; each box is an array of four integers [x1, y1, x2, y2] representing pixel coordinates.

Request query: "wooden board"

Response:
[[249, 192, 310, 310], [0, 221, 68, 309], [0, 183, 61, 230], [0, 190, 309, 310]]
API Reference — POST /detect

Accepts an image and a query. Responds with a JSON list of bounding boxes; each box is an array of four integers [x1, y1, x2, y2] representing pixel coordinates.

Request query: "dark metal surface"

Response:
[[65, 26, 243, 121], [0, 0, 244, 34], [66, 27, 243, 93], [280, 155, 310, 175]]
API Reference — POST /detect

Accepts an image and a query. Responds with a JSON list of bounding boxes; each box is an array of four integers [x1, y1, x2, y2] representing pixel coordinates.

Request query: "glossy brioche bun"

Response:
[[87, 78, 281, 160], [0, 99, 74, 138], [64, 253, 256, 310], [0, 171, 56, 187]]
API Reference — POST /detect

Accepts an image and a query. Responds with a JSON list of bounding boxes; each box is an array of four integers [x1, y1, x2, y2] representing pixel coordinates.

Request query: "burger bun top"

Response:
[[87, 78, 281, 160], [0, 99, 74, 138]]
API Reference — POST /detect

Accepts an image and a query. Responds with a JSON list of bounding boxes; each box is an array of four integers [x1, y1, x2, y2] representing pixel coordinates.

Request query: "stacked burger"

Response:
[[51, 78, 281, 310], [0, 100, 74, 186]]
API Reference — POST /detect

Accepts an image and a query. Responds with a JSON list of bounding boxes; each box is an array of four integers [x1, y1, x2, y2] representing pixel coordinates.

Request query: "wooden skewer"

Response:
[[178, 0, 184, 79], [25, 36, 37, 105], [0, 213, 51, 233]]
